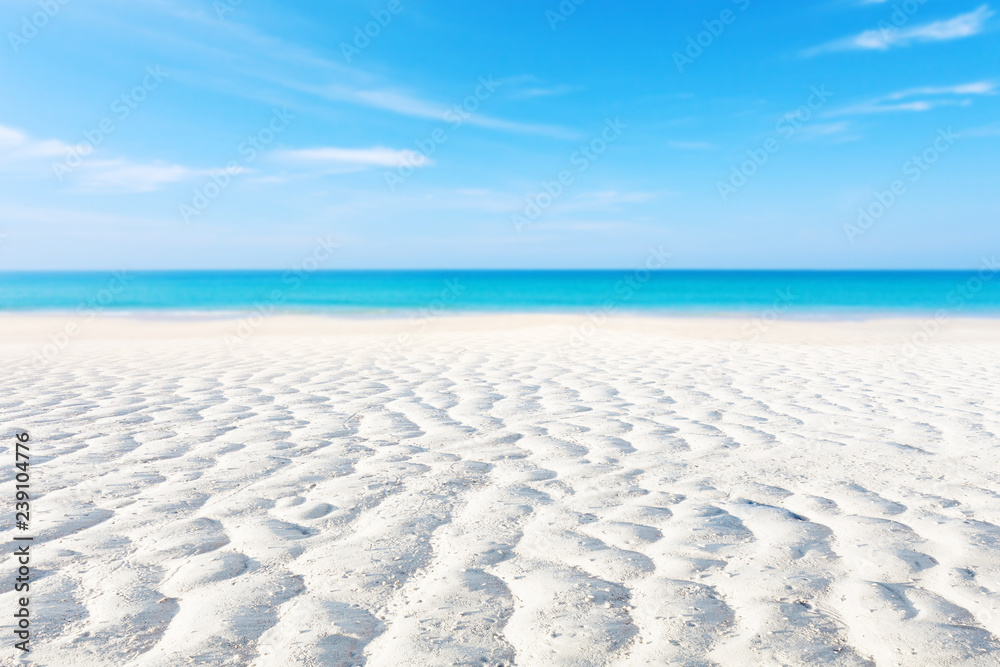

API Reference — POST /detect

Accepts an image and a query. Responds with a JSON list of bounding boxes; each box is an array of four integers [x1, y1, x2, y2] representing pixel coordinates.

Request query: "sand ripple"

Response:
[[2, 318, 1000, 666]]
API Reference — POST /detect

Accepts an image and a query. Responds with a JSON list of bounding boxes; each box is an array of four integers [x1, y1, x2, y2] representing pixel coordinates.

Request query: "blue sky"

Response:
[[0, 0, 997, 269]]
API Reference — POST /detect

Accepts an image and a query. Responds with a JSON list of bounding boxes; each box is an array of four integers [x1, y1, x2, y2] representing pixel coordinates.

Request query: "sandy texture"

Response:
[[2, 315, 1000, 666]]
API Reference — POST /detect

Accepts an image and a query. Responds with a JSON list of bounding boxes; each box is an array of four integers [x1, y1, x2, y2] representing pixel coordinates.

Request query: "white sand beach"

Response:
[[2, 314, 1000, 666]]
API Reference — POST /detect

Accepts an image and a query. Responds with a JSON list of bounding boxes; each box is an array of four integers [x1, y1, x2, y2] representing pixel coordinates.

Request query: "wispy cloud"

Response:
[[789, 121, 859, 142], [828, 81, 996, 115], [2, 123, 435, 191], [0, 203, 172, 228], [960, 122, 1000, 137], [0, 125, 80, 161], [295, 83, 578, 139], [274, 146, 431, 168], [0, 123, 202, 192], [50, 0, 574, 151], [806, 5, 994, 55], [882, 81, 996, 99], [511, 84, 581, 99], [574, 191, 666, 205], [668, 140, 716, 151], [497, 75, 583, 100], [115, 3, 579, 141], [74, 160, 196, 192], [532, 221, 635, 233]]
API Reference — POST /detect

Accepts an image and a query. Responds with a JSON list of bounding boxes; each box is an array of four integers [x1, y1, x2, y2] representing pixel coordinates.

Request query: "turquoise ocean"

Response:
[[1, 271, 999, 316]]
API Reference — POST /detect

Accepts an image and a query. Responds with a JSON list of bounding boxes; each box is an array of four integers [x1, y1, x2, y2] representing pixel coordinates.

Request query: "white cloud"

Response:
[[348, 89, 447, 122], [669, 141, 716, 151], [511, 85, 579, 99], [0, 125, 27, 148], [0, 124, 434, 192], [497, 75, 582, 100], [74, 160, 195, 192], [883, 82, 996, 99], [75, 1, 580, 141], [783, 121, 859, 143], [274, 146, 431, 168], [806, 5, 994, 55], [574, 191, 664, 205], [960, 122, 1000, 137], [0, 203, 170, 227], [534, 221, 634, 232], [0, 123, 201, 192], [503, 77, 583, 100], [828, 81, 996, 115], [295, 83, 579, 140], [0, 124, 80, 161]]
